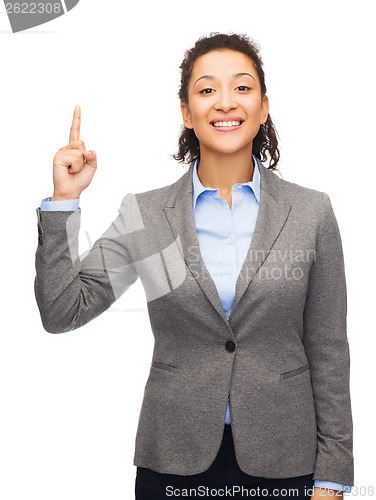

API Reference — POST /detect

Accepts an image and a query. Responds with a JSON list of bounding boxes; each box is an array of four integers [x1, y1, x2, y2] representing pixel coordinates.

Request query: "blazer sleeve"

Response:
[[302, 191, 354, 485], [34, 193, 140, 334]]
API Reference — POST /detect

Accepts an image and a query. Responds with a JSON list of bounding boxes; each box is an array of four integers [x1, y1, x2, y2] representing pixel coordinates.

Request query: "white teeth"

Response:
[[213, 120, 241, 127]]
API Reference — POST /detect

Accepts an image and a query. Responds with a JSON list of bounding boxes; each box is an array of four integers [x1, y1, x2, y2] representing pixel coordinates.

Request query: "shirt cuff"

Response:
[[40, 197, 80, 211], [314, 480, 352, 493]]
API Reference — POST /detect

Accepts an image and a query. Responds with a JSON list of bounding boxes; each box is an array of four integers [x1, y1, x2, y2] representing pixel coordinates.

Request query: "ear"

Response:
[[180, 102, 194, 129], [260, 95, 270, 125]]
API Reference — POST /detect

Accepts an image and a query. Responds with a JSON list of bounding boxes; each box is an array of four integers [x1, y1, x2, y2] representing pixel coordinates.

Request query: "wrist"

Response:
[[51, 193, 80, 201], [313, 487, 343, 498]]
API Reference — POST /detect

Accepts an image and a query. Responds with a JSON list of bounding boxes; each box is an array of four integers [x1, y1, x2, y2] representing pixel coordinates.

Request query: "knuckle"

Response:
[[70, 148, 82, 157], [71, 139, 84, 148]]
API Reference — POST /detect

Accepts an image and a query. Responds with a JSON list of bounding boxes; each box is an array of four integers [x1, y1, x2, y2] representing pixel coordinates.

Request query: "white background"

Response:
[[0, 1, 374, 498]]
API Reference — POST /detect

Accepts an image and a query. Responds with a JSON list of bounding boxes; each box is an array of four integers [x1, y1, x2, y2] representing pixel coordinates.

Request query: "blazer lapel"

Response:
[[163, 157, 292, 325], [231, 159, 292, 314]]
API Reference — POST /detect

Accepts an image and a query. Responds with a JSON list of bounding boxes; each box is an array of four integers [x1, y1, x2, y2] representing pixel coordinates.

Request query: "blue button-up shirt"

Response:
[[192, 156, 259, 426], [39, 155, 351, 492]]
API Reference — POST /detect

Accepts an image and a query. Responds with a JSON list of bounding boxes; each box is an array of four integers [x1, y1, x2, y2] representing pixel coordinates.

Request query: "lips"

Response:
[[210, 116, 244, 126], [210, 118, 245, 132]]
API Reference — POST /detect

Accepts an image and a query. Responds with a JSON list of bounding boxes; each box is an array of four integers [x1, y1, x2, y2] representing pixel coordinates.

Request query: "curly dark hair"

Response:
[[171, 32, 280, 171]]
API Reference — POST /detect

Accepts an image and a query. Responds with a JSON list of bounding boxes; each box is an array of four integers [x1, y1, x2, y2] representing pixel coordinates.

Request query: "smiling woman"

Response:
[[182, 50, 269, 185], [35, 31, 353, 500], [172, 33, 280, 174]]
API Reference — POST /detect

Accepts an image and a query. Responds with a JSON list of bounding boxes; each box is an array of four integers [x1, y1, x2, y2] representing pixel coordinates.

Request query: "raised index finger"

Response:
[[69, 105, 81, 144]]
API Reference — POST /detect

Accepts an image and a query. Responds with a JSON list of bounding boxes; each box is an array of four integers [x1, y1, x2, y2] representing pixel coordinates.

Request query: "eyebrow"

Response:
[[193, 72, 256, 87]]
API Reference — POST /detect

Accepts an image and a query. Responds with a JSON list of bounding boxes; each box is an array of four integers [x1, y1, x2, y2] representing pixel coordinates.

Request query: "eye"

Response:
[[236, 86, 251, 91], [199, 88, 215, 94]]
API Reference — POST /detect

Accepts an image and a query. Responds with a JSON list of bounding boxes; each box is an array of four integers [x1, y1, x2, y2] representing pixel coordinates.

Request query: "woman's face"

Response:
[[181, 49, 269, 156]]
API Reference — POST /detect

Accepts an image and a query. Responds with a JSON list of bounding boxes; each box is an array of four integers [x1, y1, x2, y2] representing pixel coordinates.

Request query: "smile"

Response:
[[210, 120, 244, 131]]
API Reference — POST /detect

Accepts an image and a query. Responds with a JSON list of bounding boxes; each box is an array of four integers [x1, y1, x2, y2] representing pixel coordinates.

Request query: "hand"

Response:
[[310, 487, 343, 499], [52, 105, 97, 201]]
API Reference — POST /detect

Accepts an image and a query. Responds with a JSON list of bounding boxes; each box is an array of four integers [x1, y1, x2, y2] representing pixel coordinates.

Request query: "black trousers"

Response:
[[135, 424, 314, 499]]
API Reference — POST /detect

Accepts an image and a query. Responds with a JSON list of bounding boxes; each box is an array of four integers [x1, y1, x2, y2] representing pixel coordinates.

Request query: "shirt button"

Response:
[[226, 238, 232, 244], [235, 200, 240, 205], [225, 340, 236, 352], [237, 185, 242, 189], [227, 273, 232, 279]]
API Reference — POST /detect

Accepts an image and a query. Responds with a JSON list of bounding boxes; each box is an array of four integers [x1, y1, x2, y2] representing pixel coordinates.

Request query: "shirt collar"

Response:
[[192, 155, 261, 211]]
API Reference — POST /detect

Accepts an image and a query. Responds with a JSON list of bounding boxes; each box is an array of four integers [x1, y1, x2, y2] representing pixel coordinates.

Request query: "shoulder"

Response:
[[265, 166, 328, 216], [272, 168, 324, 201], [260, 165, 338, 236], [118, 168, 190, 224], [133, 181, 177, 213]]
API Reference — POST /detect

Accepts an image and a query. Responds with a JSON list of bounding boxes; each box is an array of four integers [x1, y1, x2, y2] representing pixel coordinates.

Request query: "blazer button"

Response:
[[225, 340, 236, 352]]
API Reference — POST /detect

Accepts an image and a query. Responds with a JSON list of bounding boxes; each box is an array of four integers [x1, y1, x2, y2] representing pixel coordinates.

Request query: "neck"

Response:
[[196, 144, 254, 194]]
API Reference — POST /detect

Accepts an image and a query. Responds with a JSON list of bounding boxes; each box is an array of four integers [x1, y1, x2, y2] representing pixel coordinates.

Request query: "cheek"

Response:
[[190, 100, 210, 124], [244, 98, 262, 117]]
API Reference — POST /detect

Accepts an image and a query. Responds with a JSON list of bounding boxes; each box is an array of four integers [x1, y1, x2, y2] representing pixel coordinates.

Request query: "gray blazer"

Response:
[[34, 157, 354, 485]]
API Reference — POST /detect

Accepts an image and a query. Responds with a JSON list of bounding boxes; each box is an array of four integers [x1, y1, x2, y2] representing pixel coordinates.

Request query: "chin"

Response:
[[207, 142, 249, 155]]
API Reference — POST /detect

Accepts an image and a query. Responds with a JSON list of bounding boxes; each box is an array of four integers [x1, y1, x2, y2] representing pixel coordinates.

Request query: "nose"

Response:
[[213, 90, 237, 112]]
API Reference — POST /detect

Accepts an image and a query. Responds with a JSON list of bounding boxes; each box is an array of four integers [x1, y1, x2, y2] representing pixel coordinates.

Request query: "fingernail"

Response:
[[86, 151, 92, 157]]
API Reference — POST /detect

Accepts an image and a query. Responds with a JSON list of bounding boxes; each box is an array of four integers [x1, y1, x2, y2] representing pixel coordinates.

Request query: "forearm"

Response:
[[34, 208, 116, 333], [35, 192, 141, 333]]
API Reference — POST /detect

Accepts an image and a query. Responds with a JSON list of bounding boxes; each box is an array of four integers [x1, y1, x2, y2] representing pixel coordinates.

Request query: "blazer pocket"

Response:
[[280, 363, 309, 380], [151, 361, 179, 373]]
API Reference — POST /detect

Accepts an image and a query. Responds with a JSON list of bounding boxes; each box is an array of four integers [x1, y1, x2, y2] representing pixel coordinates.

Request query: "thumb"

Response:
[[83, 150, 97, 168]]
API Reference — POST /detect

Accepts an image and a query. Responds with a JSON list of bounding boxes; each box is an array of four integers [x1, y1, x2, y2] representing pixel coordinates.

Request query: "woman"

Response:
[[35, 33, 354, 499]]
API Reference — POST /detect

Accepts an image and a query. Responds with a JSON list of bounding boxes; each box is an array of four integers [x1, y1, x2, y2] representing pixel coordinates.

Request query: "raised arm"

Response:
[[34, 106, 139, 333]]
